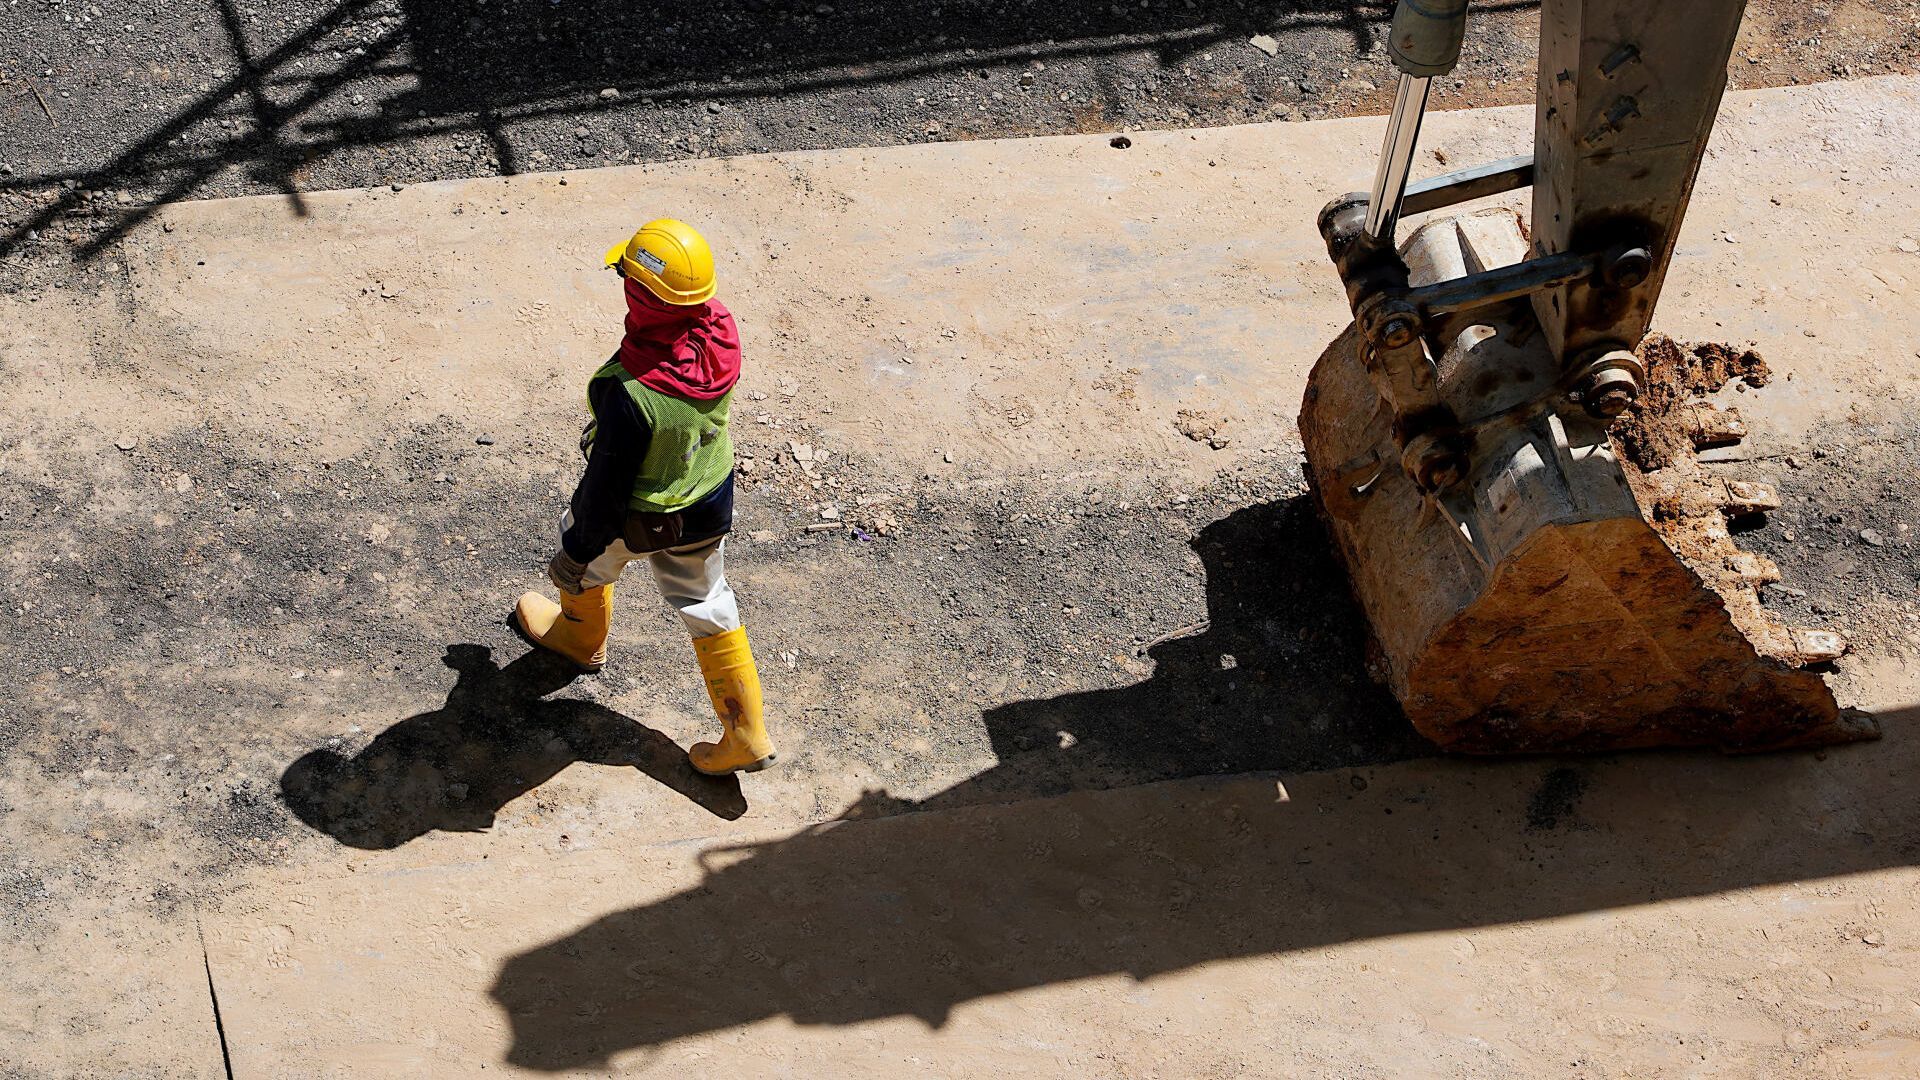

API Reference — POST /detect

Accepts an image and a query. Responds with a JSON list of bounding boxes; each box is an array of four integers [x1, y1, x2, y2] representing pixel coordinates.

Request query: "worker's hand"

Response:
[[547, 551, 589, 595]]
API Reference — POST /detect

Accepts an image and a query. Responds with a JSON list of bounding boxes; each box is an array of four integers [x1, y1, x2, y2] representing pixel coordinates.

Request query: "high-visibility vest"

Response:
[[585, 358, 734, 514]]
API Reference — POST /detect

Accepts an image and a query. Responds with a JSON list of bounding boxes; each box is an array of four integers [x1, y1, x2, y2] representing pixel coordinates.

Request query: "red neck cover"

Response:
[[616, 279, 742, 401]]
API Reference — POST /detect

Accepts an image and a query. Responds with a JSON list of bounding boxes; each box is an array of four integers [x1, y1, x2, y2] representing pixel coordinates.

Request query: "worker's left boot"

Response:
[[514, 585, 612, 672], [689, 626, 776, 776]]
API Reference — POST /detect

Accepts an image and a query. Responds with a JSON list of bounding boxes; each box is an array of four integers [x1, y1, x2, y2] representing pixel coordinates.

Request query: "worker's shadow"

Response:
[[280, 644, 745, 849]]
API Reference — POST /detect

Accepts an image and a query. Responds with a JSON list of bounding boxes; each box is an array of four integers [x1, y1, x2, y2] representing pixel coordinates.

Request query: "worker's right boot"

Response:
[[514, 585, 612, 672]]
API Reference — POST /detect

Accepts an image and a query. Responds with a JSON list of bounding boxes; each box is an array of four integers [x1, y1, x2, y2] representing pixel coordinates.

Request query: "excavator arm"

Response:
[[1296, 0, 1877, 752]]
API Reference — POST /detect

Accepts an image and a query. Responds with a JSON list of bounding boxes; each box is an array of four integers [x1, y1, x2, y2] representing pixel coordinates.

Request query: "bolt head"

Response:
[[1580, 364, 1640, 418], [1411, 447, 1467, 492], [1381, 316, 1419, 349], [1605, 246, 1653, 289], [1590, 386, 1637, 417]]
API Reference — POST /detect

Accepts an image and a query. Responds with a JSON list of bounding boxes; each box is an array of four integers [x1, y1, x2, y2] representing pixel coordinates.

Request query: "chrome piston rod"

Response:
[[1363, 73, 1434, 240]]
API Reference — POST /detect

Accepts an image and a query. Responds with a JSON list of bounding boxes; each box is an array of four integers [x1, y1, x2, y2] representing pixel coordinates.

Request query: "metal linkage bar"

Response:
[[1405, 249, 1596, 317], [1400, 155, 1535, 218]]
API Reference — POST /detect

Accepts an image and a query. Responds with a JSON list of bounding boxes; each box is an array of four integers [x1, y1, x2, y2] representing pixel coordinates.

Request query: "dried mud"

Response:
[[1615, 333, 1771, 472], [1614, 333, 1918, 676]]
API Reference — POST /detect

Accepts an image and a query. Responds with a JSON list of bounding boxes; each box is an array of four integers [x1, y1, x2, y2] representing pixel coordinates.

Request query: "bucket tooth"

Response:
[[1687, 404, 1749, 449], [1720, 479, 1780, 515], [1785, 628, 1849, 664], [1725, 550, 1781, 588]]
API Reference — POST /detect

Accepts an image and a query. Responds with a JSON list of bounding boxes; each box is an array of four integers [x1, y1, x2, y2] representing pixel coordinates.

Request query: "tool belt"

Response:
[[622, 509, 686, 553]]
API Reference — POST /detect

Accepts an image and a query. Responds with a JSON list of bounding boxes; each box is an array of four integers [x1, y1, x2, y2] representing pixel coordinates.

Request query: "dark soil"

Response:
[[0, 393, 1418, 927], [4, 0, 1918, 284], [1746, 425, 1920, 658]]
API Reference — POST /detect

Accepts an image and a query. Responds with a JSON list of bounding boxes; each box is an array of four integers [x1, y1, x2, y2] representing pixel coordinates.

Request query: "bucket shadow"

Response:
[[483, 498, 1917, 1070], [915, 497, 1424, 813], [488, 716, 1913, 1070], [280, 644, 745, 849]]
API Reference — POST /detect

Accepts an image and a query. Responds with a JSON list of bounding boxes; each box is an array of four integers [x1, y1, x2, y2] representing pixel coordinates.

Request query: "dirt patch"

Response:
[[1174, 408, 1235, 450], [1614, 333, 1771, 472]]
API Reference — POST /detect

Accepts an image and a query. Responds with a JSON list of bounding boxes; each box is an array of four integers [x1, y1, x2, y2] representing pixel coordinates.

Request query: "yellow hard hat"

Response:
[[603, 218, 717, 305]]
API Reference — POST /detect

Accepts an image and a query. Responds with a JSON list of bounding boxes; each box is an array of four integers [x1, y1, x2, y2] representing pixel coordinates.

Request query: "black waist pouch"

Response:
[[622, 510, 687, 553], [619, 473, 735, 553]]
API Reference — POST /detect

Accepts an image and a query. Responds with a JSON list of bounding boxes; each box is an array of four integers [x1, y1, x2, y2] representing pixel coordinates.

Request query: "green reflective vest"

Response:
[[587, 358, 734, 514]]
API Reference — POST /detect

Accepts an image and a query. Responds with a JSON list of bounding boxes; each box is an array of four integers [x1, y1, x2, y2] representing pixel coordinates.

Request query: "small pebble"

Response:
[[476, 435, 495, 446]]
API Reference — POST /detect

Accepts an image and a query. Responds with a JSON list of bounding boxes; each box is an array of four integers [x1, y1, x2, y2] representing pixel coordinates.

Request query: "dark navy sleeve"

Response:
[[561, 378, 650, 562]]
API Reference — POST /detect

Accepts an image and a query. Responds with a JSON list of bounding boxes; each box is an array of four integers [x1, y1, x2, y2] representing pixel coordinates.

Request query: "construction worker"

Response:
[[513, 218, 775, 777]]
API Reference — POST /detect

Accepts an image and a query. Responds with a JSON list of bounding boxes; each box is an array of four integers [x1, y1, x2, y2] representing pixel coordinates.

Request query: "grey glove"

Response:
[[548, 550, 589, 595]]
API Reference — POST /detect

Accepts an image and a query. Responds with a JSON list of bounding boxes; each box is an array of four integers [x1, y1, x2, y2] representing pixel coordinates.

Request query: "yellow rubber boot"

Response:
[[514, 585, 613, 672], [689, 626, 776, 776]]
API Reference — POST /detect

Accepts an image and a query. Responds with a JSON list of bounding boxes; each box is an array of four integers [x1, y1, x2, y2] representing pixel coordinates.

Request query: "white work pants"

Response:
[[560, 512, 741, 639]]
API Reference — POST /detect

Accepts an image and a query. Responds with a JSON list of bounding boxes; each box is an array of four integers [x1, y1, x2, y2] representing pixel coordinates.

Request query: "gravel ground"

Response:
[[1, 1, 1915, 897], [3, 0, 1918, 281]]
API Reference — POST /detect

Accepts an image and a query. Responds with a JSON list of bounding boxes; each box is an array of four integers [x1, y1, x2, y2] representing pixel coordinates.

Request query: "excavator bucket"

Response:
[[1299, 209, 1876, 753], [1295, 0, 1880, 753]]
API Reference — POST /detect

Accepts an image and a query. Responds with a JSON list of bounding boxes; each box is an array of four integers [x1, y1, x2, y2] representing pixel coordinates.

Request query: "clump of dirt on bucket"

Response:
[[1609, 332, 1843, 671], [1613, 333, 1770, 471]]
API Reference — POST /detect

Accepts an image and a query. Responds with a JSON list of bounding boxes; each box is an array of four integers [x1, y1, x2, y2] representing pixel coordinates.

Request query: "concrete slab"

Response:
[[0, 908, 227, 1079], [207, 744, 1920, 1077]]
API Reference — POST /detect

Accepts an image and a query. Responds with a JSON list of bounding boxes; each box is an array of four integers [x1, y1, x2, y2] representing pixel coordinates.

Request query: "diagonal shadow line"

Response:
[[0, 16, 1295, 202], [482, 616, 1917, 1071], [258, 60, 423, 85], [71, 28, 406, 258], [8, 24, 1219, 250], [213, 0, 309, 216], [0, 0, 382, 261], [5, 0, 1541, 262], [0, 19, 1226, 198]]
